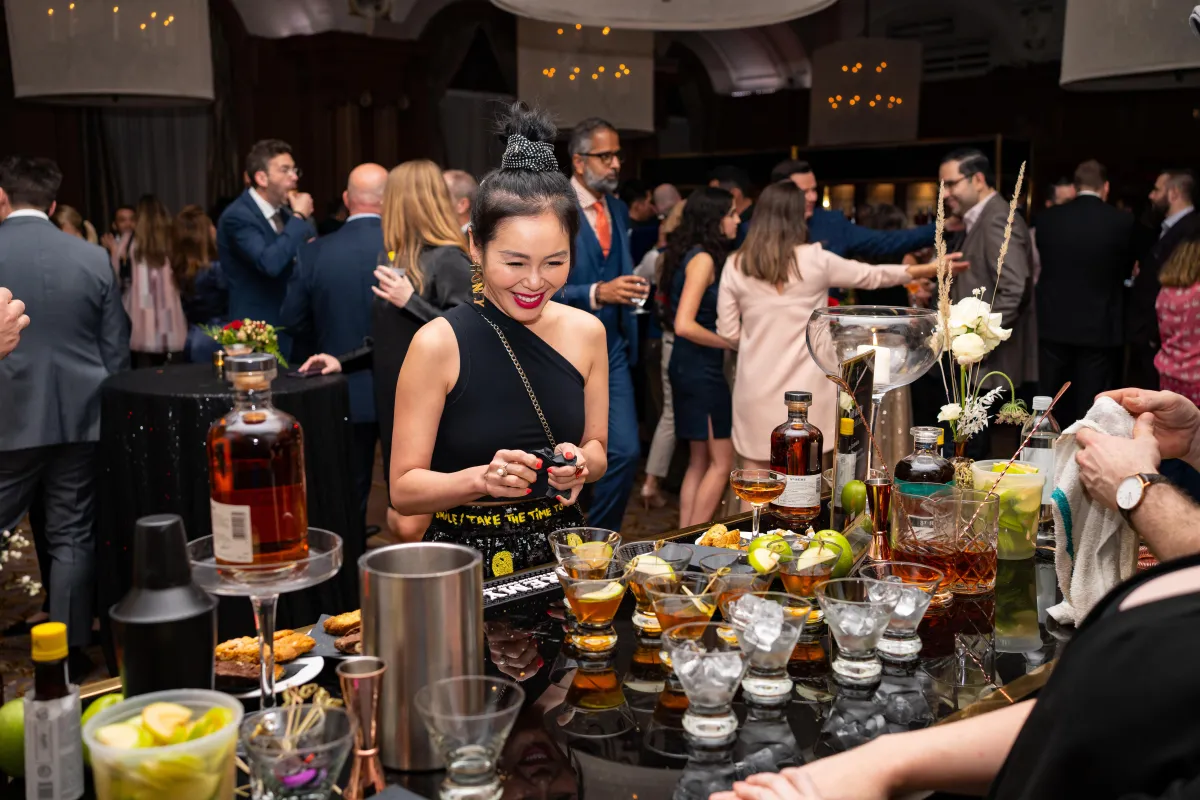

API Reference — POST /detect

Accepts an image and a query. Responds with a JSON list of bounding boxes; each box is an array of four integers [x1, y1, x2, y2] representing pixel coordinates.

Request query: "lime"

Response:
[[0, 698, 24, 777], [142, 702, 193, 744], [574, 541, 613, 567], [812, 530, 855, 577], [565, 533, 583, 547], [81, 692, 124, 763], [749, 534, 793, 559], [748, 548, 781, 574], [185, 707, 234, 742], [628, 554, 674, 578], [579, 581, 624, 602], [95, 722, 152, 749], [993, 462, 1037, 474], [841, 480, 867, 516]]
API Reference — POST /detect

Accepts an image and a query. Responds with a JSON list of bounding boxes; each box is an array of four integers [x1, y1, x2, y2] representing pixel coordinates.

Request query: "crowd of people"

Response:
[[1, 103, 1198, 660]]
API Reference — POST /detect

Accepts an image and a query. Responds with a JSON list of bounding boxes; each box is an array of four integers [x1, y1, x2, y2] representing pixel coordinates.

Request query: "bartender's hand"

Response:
[[373, 267, 415, 309], [548, 443, 588, 505], [298, 353, 341, 374], [481, 449, 541, 498], [1075, 413, 1161, 510], [1101, 388, 1200, 469]]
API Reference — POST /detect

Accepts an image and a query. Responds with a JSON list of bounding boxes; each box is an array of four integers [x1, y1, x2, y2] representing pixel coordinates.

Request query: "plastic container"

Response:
[[971, 460, 1046, 561], [82, 689, 243, 800]]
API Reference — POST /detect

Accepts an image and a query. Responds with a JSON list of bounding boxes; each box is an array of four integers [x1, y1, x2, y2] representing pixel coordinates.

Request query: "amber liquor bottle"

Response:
[[769, 391, 824, 524], [207, 353, 308, 565]]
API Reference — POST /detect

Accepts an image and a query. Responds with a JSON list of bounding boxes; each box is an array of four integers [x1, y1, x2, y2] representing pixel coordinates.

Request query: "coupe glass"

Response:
[[615, 541, 695, 633], [725, 591, 811, 703], [414, 676, 525, 800], [805, 306, 941, 468], [856, 562, 944, 662], [662, 622, 750, 741], [816, 578, 901, 687], [547, 527, 621, 564], [971, 460, 1046, 561], [555, 556, 628, 651], [241, 706, 355, 800], [728, 469, 787, 539], [645, 571, 718, 634]]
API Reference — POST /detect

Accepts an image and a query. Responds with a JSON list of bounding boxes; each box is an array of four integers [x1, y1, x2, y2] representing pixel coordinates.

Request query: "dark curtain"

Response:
[[80, 110, 122, 233], [207, 3, 241, 211]]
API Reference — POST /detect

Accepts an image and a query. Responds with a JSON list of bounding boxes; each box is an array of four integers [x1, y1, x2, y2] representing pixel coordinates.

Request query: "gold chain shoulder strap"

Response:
[[475, 310, 557, 449]]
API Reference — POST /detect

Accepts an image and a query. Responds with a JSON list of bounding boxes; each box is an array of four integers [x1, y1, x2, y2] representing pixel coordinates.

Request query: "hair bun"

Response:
[[495, 103, 559, 173]]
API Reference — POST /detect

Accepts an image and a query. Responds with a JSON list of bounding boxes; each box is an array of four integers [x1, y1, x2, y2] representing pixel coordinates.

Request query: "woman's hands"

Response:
[[480, 449, 542, 498], [709, 748, 896, 800], [373, 267, 415, 309], [298, 353, 342, 374], [548, 443, 588, 505], [907, 251, 969, 280]]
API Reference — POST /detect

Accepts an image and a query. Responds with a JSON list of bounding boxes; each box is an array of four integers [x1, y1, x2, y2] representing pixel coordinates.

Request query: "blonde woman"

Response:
[[126, 195, 187, 367]]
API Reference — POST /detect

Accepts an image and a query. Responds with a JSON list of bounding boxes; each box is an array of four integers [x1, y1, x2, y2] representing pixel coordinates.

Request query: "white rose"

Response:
[[951, 332, 988, 365], [947, 297, 989, 336], [938, 402, 962, 422], [976, 312, 1012, 349]]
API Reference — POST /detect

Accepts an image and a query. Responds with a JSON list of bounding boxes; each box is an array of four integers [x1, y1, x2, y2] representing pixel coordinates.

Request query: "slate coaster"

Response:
[[309, 613, 358, 659]]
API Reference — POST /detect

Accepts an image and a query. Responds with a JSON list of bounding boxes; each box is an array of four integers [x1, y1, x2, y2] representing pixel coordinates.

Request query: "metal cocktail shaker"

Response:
[[359, 543, 483, 770]]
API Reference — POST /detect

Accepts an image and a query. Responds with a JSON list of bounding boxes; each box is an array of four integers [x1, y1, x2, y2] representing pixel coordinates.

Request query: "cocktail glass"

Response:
[[728, 469, 787, 540], [241, 706, 355, 800], [725, 592, 811, 704], [555, 556, 628, 652], [856, 562, 944, 663], [83, 689, 243, 800], [778, 540, 843, 625], [547, 527, 622, 565], [645, 571, 719, 636], [662, 622, 749, 741], [815, 578, 901, 688], [414, 676, 525, 800], [615, 541, 695, 634], [805, 306, 941, 470], [971, 460, 1046, 560], [701, 552, 777, 614]]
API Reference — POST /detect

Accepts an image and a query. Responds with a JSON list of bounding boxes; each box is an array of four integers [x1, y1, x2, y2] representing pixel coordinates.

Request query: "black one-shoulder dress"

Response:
[[422, 300, 586, 579]]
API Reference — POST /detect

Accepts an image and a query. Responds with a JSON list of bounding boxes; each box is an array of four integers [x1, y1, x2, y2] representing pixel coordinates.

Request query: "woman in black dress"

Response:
[[659, 187, 740, 527], [387, 104, 610, 579]]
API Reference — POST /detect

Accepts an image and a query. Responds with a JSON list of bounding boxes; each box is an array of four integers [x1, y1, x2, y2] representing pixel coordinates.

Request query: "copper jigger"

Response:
[[338, 656, 388, 799], [865, 477, 893, 561]]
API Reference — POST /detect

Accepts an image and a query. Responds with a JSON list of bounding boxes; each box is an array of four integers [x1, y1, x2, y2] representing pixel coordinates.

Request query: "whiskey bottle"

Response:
[[207, 353, 308, 566], [769, 391, 823, 524], [894, 426, 954, 495]]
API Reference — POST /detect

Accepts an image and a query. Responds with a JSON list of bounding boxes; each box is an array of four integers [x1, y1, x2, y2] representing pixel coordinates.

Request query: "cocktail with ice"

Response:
[[971, 460, 1045, 560], [856, 562, 944, 663], [662, 622, 749, 741], [816, 578, 901, 687], [726, 592, 811, 703]]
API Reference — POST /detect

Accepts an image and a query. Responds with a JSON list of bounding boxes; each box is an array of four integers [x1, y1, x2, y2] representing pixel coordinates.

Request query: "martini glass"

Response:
[[816, 577, 901, 688], [805, 306, 941, 470]]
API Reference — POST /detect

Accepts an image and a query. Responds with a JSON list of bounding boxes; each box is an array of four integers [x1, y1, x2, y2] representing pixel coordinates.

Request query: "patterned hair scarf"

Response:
[[500, 134, 559, 173]]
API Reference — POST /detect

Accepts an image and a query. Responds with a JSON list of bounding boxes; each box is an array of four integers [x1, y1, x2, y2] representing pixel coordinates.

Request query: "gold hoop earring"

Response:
[[470, 262, 484, 306]]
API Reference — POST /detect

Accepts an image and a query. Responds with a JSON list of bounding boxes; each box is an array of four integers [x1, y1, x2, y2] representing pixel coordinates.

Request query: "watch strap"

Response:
[[1119, 473, 1169, 526]]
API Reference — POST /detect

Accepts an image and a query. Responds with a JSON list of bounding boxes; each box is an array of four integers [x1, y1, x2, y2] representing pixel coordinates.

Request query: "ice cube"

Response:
[[892, 588, 917, 619], [867, 580, 902, 607], [706, 652, 747, 683], [732, 594, 785, 651], [832, 605, 876, 638]]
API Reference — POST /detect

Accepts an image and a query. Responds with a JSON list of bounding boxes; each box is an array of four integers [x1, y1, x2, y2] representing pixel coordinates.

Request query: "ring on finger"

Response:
[[496, 463, 509, 478], [574, 466, 584, 476]]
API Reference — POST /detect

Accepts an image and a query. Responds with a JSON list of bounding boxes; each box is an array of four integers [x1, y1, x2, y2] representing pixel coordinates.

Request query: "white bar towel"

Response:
[[1047, 396, 1140, 625]]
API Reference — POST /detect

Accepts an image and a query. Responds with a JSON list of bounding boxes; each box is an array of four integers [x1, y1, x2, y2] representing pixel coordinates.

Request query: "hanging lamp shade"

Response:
[[1060, 0, 1200, 90], [4, 0, 213, 106], [491, 0, 836, 31]]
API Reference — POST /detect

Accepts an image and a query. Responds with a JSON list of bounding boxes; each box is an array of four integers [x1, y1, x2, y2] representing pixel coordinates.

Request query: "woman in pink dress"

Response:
[[716, 181, 958, 471], [1155, 236, 1200, 404]]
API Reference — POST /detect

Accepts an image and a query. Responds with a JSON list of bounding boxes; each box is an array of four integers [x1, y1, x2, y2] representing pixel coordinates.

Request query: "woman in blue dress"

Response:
[[658, 187, 741, 527]]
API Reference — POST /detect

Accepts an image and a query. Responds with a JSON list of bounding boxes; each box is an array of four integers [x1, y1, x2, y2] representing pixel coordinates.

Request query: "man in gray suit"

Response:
[[939, 148, 1038, 452], [0, 156, 128, 667]]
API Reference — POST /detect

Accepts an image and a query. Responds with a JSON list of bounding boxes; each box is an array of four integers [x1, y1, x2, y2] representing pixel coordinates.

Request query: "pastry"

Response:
[[334, 630, 362, 655], [323, 610, 361, 636], [698, 523, 742, 549], [215, 629, 316, 665]]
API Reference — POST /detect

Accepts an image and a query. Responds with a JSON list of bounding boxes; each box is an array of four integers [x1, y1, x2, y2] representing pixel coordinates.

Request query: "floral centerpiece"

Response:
[[932, 165, 1030, 466], [205, 319, 287, 367]]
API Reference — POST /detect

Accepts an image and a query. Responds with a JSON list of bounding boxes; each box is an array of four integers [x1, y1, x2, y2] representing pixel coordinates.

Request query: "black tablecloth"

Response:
[[96, 364, 365, 654]]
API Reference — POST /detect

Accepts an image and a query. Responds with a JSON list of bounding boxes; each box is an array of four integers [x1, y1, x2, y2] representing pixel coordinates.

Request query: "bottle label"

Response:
[[1023, 448, 1056, 504], [832, 453, 857, 508], [212, 499, 254, 563], [773, 474, 821, 509], [25, 692, 84, 800]]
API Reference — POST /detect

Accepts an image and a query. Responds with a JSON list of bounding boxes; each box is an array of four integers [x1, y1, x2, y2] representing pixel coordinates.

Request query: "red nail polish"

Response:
[[525, 488, 532, 495], [536, 459, 543, 469]]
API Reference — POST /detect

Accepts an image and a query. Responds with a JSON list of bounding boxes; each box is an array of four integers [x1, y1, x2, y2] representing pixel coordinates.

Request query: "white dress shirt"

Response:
[[1162, 205, 1196, 238], [249, 188, 281, 224], [962, 189, 996, 234], [5, 209, 50, 222]]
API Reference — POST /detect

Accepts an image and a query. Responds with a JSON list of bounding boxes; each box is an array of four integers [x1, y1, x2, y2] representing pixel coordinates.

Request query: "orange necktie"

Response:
[[593, 200, 611, 258]]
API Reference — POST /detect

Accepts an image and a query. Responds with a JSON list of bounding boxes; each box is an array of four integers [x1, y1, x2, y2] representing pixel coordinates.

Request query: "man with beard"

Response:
[[560, 117, 648, 531], [1127, 169, 1198, 390]]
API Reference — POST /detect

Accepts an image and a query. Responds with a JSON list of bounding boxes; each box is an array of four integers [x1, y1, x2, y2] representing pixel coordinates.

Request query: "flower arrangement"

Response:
[[205, 319, 287, 367], [933, 164, 1030, 454], [1, 529, 43, 598]]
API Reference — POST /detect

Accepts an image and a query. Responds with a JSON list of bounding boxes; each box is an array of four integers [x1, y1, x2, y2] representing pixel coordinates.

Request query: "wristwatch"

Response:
[[1116, 472, 1169, 525]]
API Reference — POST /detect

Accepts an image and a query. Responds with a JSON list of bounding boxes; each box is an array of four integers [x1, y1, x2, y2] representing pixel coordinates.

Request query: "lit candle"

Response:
[[855, 343, 892, 386], [113, 6, 120, 41]]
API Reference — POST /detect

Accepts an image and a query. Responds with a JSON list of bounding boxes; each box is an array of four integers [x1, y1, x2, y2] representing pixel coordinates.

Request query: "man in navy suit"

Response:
[[218, 139, 316, 353], [770, 159, 935, 260], [281, 163, 388, 527], [558, 118, 649, 531]]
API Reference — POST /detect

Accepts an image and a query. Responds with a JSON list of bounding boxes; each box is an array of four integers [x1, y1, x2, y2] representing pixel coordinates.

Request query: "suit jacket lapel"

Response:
[[244, 190, 281, 238], [576, 203, 604, 278]]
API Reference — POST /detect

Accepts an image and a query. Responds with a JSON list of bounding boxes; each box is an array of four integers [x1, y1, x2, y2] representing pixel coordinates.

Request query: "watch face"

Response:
[[1117, 476, 1143, 510]]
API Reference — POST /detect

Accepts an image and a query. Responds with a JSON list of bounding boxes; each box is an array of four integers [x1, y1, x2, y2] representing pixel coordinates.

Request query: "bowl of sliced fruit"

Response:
[[82, 689, 243, 800]]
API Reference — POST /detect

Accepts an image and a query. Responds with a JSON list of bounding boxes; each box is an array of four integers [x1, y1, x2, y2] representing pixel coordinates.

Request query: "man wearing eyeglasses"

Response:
[[218, 139, 316, 355], [561, 117, 649, 531]]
